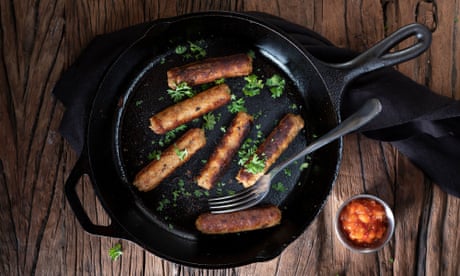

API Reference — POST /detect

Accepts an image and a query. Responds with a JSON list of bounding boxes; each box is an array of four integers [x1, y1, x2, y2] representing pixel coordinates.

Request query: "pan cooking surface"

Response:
[[115, 34, 316, 239]]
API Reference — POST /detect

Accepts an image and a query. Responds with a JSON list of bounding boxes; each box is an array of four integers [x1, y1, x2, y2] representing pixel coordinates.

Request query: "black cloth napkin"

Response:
[[53, 12, 460, 197]]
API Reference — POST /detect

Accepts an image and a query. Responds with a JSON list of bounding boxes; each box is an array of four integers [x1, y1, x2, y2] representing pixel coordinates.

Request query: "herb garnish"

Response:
[[243, 74, 264, 96], [188, 40, 207, 59], [272, 182, 286, 192], [214, 78, 225, 84], [238, 138, 258, 166], [299, 162, 310, 171], [167, 82, 194, 102], [247, 50, 256, 59], [174, 144, 188, 160], [243, 154, 266, 174], [157, 196, 170, 211], [266, 74, 286, 98], [175, 45, 187, 55], [147, 150, 162, 161], [202, 112, 219, 131], [174, 40, 207, 60], [284, 168, 292, 177], [157, 125, 187, 147], [228, 95, 246, 113], [108, 243, 123, 261]]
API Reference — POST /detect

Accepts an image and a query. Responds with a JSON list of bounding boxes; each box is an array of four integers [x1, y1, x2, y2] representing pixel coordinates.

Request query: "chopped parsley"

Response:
[[247, 49, 256, 59], [243, 154, 266, 174], [228, 95, 246, 113], [266, 74, 286, 98], [202, 112, 219, 131], [167, 82, 194, 102], [157, 125, 187, 147], [214, 78, 225, 84], [174, 144, 188, 160], [174, 40, 207, 60], [108, 243, 123, 261], [147, 150, 162, 161], [272, 182, 286, 192], [135, 100, 143, 106], [237, 138, 258, 166], [157, 197, 171, 211], [243, 74, 264, 96], [188, 40, 207, 59], [175, 45, 187, 55], [284, 168, 292, 177], [300, 162, 310, 171]]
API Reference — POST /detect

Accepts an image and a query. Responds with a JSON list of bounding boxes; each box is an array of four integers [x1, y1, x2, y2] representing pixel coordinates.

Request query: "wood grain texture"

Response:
[[1, 0, 459, 275]]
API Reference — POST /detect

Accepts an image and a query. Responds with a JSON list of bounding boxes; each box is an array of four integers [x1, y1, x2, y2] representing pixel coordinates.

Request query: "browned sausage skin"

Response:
[[236, 113, 305, 188], [196, 112, 254, 190], [167, 53, 253, 89], [195, 205, 282, 234], [133, 128, 206, 192], [149, 84, 231, 135]]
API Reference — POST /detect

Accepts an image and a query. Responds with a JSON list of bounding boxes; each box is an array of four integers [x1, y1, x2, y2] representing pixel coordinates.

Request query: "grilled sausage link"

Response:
[[195, 205, 282, 234], [150, 84, 231, 135], [196, 112, 254, 190], [167, 53, 253, 89], [133, 128, 206, 192], [236, 113, 305, 188]]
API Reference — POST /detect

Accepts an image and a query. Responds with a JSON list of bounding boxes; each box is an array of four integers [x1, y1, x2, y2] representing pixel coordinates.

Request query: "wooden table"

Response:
[[1, 0, 459, 275]]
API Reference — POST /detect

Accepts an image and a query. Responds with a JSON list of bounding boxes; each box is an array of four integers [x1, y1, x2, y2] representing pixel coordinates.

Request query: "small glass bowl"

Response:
[[334, 194, 395, 253]]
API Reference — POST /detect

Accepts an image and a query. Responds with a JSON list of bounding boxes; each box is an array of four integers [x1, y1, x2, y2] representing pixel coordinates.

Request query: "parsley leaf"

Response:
[[202, 112, 219, 130], [175, 45, 187, 55], [108, 243, 123, 261], [147, 150, 162, 161], [272, 182, 286, 192], [237, 138, 258, 166], [266, 74, 286, 98], [243, 74, 264, 96], [188, 40, 207, 59], [158, 125, 187, 147], [228, 95, 246, 113], [174, 144, 188, 161], [244, 154, 266, 174], [167, 82, 194, 102]]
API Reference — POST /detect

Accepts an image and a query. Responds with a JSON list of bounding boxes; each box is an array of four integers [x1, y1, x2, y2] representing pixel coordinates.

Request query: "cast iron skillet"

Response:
[[65, 12, 431, 268]]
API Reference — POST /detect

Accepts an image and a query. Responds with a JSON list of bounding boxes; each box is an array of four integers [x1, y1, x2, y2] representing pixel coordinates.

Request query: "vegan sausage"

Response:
[[236, 113, 305, 188], [149, 84, 231, 135], [195, 205, 282, 234], [196, 112, 254, 190], [133, 128, 206, 192], [167, 53, 253, 89]]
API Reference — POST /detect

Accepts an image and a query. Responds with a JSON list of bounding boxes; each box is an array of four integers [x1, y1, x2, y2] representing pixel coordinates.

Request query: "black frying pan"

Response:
[[65, 12, 431, 268]]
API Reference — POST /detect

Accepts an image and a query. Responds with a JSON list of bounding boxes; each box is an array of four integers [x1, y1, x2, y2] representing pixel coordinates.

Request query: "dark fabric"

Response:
[[53, 13, 460, 197]]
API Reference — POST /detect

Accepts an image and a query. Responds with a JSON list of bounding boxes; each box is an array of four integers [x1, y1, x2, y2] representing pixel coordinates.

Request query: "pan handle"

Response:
[[65, 154, 129, 240], [318, 23, 431, 111], [332, 23, 432, 80]]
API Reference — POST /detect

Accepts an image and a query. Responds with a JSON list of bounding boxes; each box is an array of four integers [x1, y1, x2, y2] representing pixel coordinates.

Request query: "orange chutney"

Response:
[[339, 198, 388, 247]]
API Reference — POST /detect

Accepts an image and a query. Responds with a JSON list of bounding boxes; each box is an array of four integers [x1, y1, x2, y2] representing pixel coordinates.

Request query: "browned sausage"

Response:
[[196, 112, 254, 190], [167, 53, 253, 89], [236, 113, 305, 188], [149, 84, 231, 135], [195, 205, 282, 234], [133, 128, 206, 192]]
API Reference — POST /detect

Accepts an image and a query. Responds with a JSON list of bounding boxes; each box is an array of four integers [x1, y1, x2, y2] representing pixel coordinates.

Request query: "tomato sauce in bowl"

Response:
[[335, 194, 394, 253]]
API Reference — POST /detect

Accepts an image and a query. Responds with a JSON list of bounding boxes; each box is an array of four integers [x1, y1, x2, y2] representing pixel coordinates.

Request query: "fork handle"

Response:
[[269, 98, 382, 177]]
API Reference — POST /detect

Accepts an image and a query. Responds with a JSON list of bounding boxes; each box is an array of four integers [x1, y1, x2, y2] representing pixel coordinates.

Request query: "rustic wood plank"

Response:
[[1, 0, 459, 275]]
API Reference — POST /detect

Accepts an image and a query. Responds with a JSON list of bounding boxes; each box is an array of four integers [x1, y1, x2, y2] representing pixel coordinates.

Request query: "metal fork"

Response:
[[208, 98, 382, 214]]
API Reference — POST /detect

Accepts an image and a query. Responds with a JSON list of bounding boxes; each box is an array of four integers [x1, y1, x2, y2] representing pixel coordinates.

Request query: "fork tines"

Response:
[[207, 185, 260, 214]]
